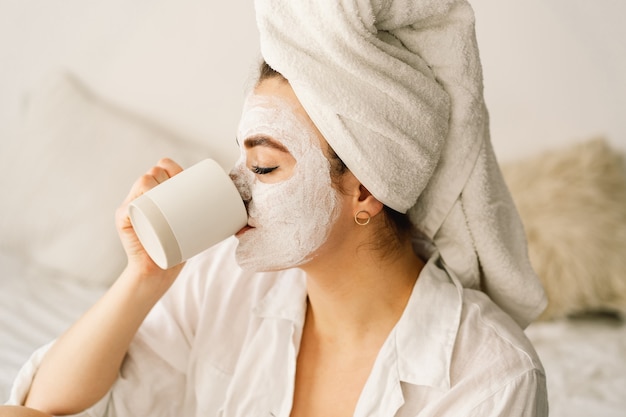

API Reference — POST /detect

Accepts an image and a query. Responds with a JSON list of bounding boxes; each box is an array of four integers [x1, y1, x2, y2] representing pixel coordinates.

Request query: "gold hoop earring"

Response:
[[354, 210, 371, 226]]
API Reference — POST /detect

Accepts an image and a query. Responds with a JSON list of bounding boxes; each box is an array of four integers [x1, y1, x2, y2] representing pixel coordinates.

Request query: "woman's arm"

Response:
[[24, 159, 185, 416], [0, 406, 53, 417]]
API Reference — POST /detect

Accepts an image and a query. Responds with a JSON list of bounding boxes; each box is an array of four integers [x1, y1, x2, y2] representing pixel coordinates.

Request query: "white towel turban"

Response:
[[255, 0, 547, 328]]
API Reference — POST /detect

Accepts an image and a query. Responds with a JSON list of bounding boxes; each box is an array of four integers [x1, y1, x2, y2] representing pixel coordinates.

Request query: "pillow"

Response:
[[0, 72, 213, 287], [501, 138, 626, 320]]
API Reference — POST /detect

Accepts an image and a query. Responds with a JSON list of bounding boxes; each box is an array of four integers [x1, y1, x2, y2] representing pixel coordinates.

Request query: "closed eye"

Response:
[[251, 165, 279, 175]]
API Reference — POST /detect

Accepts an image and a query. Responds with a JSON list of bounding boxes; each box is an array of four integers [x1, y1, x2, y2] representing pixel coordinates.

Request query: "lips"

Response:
[[235, 224, 254, 237]]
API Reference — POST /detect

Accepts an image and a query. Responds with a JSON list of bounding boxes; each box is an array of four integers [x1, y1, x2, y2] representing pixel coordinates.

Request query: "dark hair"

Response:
[[258, 61, 283, 83], [257, 60, 414, 252]]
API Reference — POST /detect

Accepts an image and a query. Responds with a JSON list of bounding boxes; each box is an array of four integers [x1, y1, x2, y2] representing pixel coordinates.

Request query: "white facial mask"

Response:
[[231, 93, 341, 271]]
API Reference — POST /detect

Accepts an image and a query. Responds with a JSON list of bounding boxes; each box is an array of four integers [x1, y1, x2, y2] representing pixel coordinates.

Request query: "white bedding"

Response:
[[0, 250, 105, 401], [526, 316, 626, 417]]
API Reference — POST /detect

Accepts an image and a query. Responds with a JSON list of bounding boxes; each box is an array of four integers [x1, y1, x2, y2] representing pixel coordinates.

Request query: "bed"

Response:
[[1, 1, 625, 415]]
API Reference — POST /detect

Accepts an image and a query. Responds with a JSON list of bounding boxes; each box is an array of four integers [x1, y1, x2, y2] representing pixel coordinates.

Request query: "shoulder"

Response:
[[432, 285, 549, 415], [451, 286, 546, 401]]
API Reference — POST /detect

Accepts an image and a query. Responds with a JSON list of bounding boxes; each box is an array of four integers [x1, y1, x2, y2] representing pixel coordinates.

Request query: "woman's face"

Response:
[[230, 77, 342, 271]]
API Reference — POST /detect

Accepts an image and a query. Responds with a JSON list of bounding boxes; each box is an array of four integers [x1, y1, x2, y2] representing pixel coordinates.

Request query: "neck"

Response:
[[300, 238, 423, 345]]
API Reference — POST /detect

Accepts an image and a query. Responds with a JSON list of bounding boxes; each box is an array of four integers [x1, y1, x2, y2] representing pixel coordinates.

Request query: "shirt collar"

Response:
[[392, 253, 463, 389], [353, 254, 464, 416], [252, 268, 308, 325]]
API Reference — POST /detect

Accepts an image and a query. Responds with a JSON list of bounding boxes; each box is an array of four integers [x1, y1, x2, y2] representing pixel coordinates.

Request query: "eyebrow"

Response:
[[243, 135, 290, 153]]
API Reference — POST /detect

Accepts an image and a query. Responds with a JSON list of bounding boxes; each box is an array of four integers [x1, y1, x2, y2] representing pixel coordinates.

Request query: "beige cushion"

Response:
[[0, 72, 210, 287], [502, 138, 626, 320]]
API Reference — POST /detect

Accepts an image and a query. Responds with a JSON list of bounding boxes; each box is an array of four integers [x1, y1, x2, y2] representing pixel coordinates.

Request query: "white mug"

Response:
[[128, 159, 247, 269]]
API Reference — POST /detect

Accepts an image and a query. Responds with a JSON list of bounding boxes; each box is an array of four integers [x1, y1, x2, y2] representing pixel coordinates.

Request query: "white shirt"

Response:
[[8, 237, 548, 416]]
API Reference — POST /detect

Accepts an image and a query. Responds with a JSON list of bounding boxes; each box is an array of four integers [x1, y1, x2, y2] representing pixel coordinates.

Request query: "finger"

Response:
[[156, 158, 184, 178], [119, 158, 185, 218], [123, 173, 160, 204], [123, 159, 181, 203], [147, 166, 170, 184]]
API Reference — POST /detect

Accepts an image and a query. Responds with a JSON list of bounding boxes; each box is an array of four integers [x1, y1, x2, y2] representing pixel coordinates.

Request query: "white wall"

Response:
[[1, 0, 624, 164], [472, 0, 626, 160], [0, 0, 164, 152], [0, 0, 259, 167]]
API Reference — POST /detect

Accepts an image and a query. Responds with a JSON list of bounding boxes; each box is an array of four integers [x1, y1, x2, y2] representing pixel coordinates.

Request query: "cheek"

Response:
[[247, 176, 297, 218], [251, 150, 337, 225]]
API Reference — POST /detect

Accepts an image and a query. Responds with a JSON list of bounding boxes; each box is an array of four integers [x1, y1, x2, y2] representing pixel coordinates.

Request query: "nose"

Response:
[[229, 164, 252, 206]]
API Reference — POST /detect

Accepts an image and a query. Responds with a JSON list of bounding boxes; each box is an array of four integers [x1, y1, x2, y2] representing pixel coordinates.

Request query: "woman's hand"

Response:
[[115, 158, 185, 279]]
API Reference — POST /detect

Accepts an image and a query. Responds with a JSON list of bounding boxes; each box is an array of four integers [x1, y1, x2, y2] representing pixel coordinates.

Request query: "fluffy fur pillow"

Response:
[[501, 138, 626, 320]]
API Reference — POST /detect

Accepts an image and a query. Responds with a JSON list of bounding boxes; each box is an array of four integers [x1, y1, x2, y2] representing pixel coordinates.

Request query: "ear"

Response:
[[356, 184, 384, 218], [342, 172, 384, 218]]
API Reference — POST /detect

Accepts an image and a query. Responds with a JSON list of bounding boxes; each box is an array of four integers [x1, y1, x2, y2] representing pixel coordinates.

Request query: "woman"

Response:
[[6, 0, 548, 416]]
